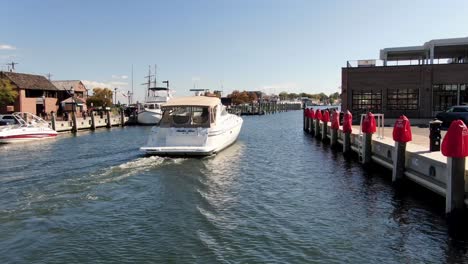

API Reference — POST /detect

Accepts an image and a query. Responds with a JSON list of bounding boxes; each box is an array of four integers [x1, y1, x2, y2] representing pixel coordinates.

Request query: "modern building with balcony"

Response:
[[341, 37, 468, 123]]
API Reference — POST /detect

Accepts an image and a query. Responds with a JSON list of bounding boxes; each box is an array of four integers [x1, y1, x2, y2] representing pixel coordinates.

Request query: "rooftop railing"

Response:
[[346, 58, 468, 68]]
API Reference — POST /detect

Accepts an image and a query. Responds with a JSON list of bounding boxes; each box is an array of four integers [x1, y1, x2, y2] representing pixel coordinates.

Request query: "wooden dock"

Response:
[[49, 111, 129, 132]]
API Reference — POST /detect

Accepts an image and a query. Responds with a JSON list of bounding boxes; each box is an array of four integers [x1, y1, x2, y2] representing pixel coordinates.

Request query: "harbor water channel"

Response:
[[1, 111, 467, 263]]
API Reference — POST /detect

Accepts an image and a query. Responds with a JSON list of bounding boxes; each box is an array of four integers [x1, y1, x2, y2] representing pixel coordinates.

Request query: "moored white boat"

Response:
[[137, 67, 172, 125], [140, 96, 243, 156], [0, 112, 58, 143]]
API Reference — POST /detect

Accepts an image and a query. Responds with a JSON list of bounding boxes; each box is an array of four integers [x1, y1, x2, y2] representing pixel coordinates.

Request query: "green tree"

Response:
[[279, 92, 288, 101], [86, 87, 113, 107], [0, 79, 18, 107]]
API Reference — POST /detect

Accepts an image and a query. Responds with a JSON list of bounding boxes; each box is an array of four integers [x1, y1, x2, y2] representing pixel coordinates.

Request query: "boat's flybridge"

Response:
[[159, 96, 223, 128]]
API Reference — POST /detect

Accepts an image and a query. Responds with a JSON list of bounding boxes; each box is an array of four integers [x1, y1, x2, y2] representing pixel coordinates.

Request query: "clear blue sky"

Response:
[[2, 0, 468, 102]]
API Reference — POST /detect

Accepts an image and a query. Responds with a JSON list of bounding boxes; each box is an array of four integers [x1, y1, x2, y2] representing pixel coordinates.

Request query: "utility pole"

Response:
[[45, 73, 53, 80], [114, 88, 118, 105]]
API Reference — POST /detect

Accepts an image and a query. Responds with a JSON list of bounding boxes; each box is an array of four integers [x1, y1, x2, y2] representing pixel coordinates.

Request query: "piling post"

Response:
[[361, 112, 376, 164], [391, 115, 412, 182], [106, 109, 111, 128], [51, 112, 56, 131], [309, 109, 315, 135], [321, 110, 330, 141], [303, 108, 307, 131], [342, 111, 353, 154], [315, 109, 322, 139], [120, 109, 125, 127], [71, 110, 78, 133], [330, 110, 340, 147], [441, 120, 468, 215], [90, 110, 96, 130]]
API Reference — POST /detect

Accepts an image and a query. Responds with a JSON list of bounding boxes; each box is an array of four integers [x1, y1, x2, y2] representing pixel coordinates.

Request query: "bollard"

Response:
[[441, 120, 468, 215], [392, 115, 412, 183], [331, 110, 340, 147], [315, 109, 322, 139], [361, 112, 376, 164], [342, 110, 353, 154], [321, 110, 330, 141], [309, 109, 315, 135], [429, 119, 443, 151]]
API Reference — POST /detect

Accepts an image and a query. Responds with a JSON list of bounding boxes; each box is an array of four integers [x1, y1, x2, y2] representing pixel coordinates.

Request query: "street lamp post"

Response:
[[69, 87, 77, 133], [42, 94, 46, 119]]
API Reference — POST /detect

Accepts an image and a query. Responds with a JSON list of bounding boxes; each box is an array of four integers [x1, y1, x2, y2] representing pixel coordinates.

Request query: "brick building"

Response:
[[52, 80, 88, 115], [341, 37, 468, 121], [0, 72, 89, 117], [0, 71, 58, 115]]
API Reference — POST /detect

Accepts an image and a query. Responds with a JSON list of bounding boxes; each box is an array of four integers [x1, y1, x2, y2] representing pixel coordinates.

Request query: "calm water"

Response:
[[0, 111, 467, 263]]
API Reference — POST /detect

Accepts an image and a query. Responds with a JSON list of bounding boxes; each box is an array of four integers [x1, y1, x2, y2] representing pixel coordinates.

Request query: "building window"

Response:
[[433, 84, 460, 111], [352, 90, 382, 111], [45, 91, 57, 98], [387, 88, 419, 110], [25, 89, 44, 98]]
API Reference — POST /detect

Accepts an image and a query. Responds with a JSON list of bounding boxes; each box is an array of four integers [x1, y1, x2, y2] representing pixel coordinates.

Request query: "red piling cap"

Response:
[[315, 109, 322, 120], [322, 110, 330, 123], [309, 108, 315, 119], [331, 111, 340, 129], [304, 108, 310, 118], [441, 120, 468, 158], [392, 115, 412, 143], [362, 112, 376, 134], [342, 110, 353, 133]]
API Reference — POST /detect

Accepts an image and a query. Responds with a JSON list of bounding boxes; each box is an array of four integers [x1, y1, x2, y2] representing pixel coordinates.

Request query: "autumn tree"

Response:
[[0, 79, 18, 108], [86, 87, 113, 107]]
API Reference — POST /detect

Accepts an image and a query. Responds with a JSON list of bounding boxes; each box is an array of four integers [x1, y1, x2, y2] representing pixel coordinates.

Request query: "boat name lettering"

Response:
[[176, 129, 195, 133]]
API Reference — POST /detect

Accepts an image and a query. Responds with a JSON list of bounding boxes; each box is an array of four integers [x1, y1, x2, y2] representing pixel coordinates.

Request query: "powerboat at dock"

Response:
[[0, 112, 58, 143], [140, 96, 243, 156]]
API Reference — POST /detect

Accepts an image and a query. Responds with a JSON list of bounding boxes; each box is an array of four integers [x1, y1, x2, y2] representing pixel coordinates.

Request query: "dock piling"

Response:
[[361, 112, 376, 165], [441, 120, 468, 215], [392, 116, 412, 182]]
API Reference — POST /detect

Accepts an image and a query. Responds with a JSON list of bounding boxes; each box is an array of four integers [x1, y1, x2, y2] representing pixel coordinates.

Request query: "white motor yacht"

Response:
[[140, 96, 243, 156], [137, 87, 171, 125], [137, 66, 172, 125], [0, 112, 58, 143]]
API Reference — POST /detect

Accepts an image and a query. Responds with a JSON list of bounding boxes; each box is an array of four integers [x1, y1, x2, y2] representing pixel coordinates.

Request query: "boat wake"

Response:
[[94, 156, 178, 184]]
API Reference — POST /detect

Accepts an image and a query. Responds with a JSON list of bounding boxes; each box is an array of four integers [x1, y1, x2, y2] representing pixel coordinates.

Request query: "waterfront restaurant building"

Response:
[[341, 37, 468, 121]]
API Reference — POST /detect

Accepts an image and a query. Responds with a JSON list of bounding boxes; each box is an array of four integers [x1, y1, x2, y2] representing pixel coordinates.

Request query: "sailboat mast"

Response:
[[154, 64, 157, 88], [147, 65, 151, 98], [131, 64, 134, 104]]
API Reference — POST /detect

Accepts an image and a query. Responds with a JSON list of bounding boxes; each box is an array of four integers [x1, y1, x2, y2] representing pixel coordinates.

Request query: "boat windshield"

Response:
[[12, 112, 50, 128], [160, 106, 211, 128]]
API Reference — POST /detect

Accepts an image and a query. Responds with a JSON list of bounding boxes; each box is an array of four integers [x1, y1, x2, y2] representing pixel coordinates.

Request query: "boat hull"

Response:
[[140, 117, 243, 156], [137, 110, 162, 125], [0, 131, 58, 143]]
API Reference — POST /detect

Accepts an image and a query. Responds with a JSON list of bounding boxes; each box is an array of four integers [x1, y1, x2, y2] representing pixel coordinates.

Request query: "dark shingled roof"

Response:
[[52, 80, 82, 91], [1, 71, 58, 91]]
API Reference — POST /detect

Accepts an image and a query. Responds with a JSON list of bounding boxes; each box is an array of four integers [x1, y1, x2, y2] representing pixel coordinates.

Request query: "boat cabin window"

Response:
[[160, 106, 211, 128], [145, 104, 160, 110]]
